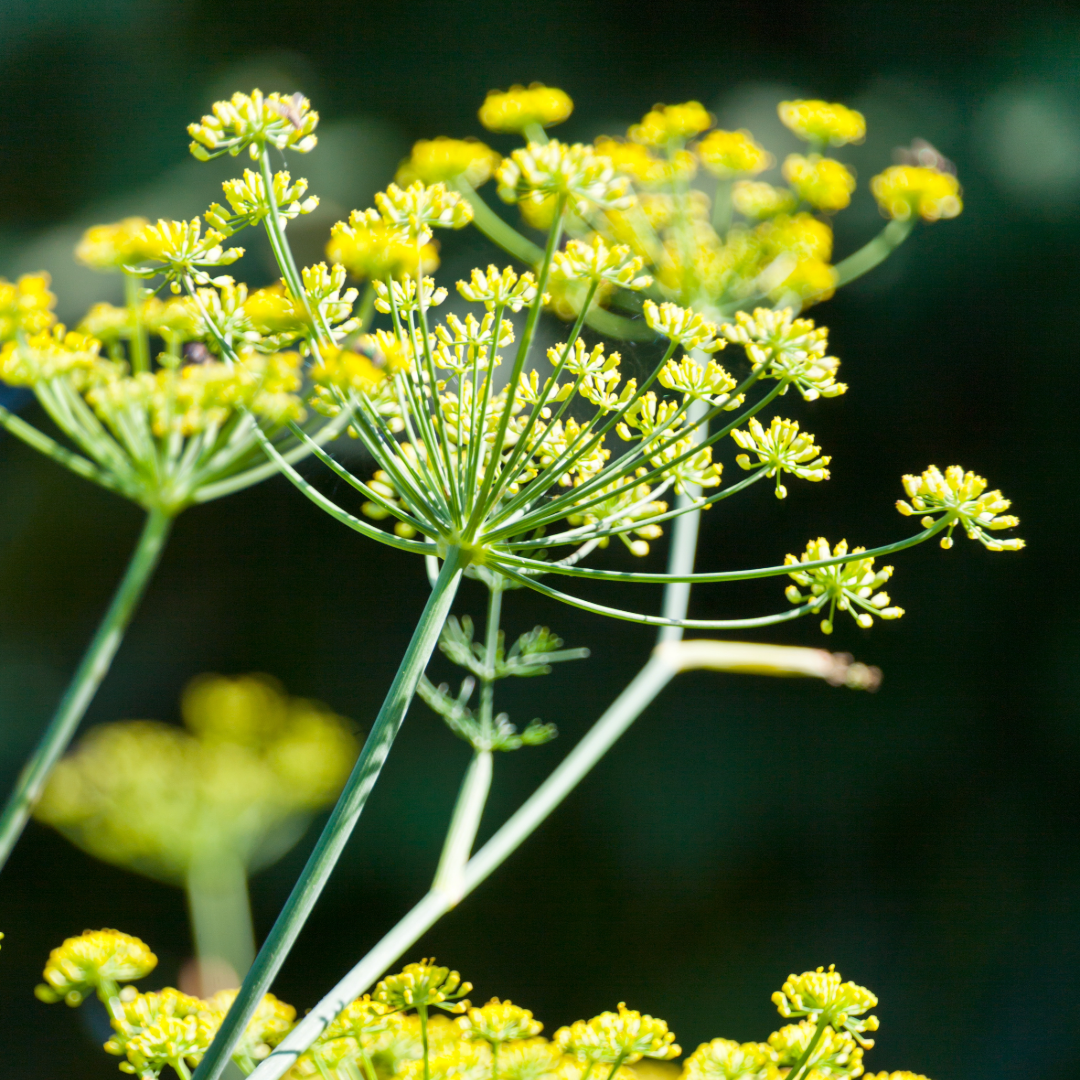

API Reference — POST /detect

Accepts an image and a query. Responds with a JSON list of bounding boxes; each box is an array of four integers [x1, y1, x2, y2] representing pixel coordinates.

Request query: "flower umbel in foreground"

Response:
[[37, 941, 938, 1080]]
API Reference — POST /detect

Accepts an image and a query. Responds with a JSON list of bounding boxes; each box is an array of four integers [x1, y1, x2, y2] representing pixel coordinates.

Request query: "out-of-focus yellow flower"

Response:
[[0, 272, 57, 339], [870, 166, 962, 222], [35, 929, 157, 1006], [864, 1074, 934, 1080], [774, 258, 838, 306], [327, 210, 440, 281], [594, 137, 667, 185], [397, 138, 502, 188], [479, 84, 573, 133], [756, 213, 833, 262], [696, 129, 773, 178], [732, 181, 796, 220], [778, 100, 866, 146], [683, 1038, 779, 1080], [897, 465, 1023, 550], [629, 102, 712, 147], [76, 218, 163, 271], [310, 341, 390, 395], [34, 675, 359, 885], [555, 1003, 680, 1064], [0, 325, 112, 388], [783, 154, 856, 213]]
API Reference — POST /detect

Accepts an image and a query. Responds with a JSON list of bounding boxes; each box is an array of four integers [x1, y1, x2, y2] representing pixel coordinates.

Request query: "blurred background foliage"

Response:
[[0, 1, 1076, 1077]]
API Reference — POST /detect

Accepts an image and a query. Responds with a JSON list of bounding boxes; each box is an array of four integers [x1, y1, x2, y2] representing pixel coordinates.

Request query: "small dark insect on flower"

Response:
[[183, 342, 214, 365], [272, 92, 307, 130], [340, 330, 387, 369], [893, 138, 956, 176]]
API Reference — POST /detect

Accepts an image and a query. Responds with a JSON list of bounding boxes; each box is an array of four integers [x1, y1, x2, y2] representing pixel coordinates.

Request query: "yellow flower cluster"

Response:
[[497, 140, 634, 215], [785, 539, 904, 634], [721, 308, 845, 400], [870, 166, 962, 222], [479, 83, 573, 133], [38, 943, 936, 1080], [629, 102, 713, 147], [555, 1002, 680, 1064], [188, 89, 319, 161], [375, 960, 473, 1013], [778, 100, 866, 146], [35, 674, 358, 885], [0, 272, 57, 339], [397, 138, 502, 188], [36, 929, 157, 1006], [731, 416, 831, 498], [897, 465, 1023, 550]]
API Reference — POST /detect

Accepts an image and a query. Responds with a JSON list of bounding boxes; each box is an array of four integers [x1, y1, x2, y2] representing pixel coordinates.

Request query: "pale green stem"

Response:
[[833, 217, 915, 287], [432, 749, 494, 903], [0, 507, 173, 872], [479, 579, 503, 734], [191, 549, 466, 1080], [124, 271, 151, 375], [186, 852, 257, 979], [712, 179, 733, 235], [657, 395, 708, 645]]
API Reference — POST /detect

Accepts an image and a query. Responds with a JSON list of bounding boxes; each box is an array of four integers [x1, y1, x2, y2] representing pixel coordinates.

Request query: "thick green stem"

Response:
[[479, 580, 503, 733], [454, 181, 544, 268], [124, 272, 151, 375], [186, 852, 257, 980], [833, 217, 915, 287], [191, 548, 466, 1080], [0, 507, 173, 872]]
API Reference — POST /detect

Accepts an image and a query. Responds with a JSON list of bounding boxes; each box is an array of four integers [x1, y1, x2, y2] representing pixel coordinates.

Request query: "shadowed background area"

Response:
[[0, 1, 1076, 1077]]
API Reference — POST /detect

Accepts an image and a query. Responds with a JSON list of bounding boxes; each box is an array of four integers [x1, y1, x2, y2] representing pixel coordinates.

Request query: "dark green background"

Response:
[[0, 2, 1076, 1077]]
